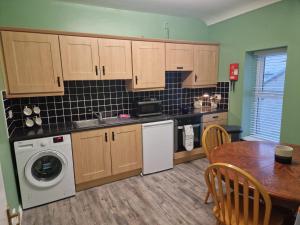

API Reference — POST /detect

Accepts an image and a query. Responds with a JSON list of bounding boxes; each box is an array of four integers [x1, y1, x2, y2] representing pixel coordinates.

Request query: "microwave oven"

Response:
[[134, 99, 163, 117]]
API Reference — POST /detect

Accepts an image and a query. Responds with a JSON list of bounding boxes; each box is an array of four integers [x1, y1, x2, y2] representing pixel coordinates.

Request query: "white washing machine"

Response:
[[14, 135, 75, 209]]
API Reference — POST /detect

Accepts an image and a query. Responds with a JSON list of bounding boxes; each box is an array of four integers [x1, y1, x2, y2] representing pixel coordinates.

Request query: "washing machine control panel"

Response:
[[53, 136, 64, 143]]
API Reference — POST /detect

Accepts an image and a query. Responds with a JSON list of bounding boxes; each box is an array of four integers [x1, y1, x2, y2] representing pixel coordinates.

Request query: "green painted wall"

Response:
[[0, 0, 208, 41], [208, 0, 300, 144], [0, 66, 19, 208], [0, 0, 209, 208]]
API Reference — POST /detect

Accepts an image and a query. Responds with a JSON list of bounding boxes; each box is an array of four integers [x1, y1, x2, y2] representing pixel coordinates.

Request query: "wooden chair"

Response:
[[205, 163, 286, 225], [202, 124, 231, 162], [202, 124, 231, 203]]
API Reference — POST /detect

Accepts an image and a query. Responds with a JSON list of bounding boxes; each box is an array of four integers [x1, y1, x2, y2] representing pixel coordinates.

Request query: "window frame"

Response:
[[249, 48, 287, 142]]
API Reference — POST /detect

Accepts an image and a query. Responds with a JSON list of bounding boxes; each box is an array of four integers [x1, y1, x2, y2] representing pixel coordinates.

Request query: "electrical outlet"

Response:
[[8, 110, 13, 119], [215, 94, 222, 100]]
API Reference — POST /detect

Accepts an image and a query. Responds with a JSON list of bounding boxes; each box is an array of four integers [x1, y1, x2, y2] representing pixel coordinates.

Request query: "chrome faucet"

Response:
[[94, 112, 103, 121], [89, 109, 103, 121]]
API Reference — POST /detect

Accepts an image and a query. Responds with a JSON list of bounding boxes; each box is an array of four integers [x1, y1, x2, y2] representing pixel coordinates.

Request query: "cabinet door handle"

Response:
[[135, 76, 138, 85], [105, 133, 108, 142], [102, 66, 105, 75], [212, 116, 219, 119], [195, 74, 198, 83], [95, 66, 99, 75], [177, 66, 183, 69], [112, 132, 115, 141], [57, 77, 61, 87]]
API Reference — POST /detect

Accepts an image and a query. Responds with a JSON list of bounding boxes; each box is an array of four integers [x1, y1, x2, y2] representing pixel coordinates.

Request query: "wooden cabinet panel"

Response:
[[110, 124, 142, 175], [60, 36, 99, 80], [130, 41, 165, 89], [183, 45, 219, 88], [166, 43, 194, 71], [202, 112, 227, 123], [98, 39, 132, 80], [202, 112, 228, 132], [1, 31, 63, 96], [72, 130, 111, 184]]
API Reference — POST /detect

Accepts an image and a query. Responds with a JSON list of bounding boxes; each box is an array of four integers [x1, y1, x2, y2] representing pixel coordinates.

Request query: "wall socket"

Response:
[[214, 94, 222, 100], [8, 110, 13, 119]]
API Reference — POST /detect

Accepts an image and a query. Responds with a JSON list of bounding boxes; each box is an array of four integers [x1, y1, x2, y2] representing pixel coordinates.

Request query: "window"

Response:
[[250, 49, 287, 142]]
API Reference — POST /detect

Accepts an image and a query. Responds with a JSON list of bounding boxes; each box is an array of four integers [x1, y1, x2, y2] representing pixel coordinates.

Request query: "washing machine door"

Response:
[[25, 150, 67, 188]]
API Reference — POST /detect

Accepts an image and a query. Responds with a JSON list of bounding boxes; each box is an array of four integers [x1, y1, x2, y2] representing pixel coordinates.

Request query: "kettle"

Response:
[[193, 97, 203, 109]]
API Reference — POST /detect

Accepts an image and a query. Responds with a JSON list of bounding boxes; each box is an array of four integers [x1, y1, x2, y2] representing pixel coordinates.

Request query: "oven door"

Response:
[[176, 123, 201, 152]]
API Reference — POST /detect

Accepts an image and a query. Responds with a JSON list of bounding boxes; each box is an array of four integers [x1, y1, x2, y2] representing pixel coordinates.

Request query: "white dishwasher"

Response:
[[142, 120, 174, 175]]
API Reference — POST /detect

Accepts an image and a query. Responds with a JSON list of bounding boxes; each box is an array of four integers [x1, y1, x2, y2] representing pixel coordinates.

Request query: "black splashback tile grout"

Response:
[[3, 73, 229, 136]]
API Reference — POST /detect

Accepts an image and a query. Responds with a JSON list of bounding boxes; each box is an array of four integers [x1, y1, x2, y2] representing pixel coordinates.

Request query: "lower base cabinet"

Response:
[[71, 124, 142, 190], [110, 125, 142, 174]]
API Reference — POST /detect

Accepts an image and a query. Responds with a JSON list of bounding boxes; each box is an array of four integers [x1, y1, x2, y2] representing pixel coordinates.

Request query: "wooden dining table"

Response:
[[210, 141, 300, 211]]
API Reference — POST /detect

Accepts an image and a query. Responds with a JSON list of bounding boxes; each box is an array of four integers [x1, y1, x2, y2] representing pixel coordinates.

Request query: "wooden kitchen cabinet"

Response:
[[98, 39, 132, 80], [182, 45, 219, 88], [127, 41, 165, 90], [60, 36, 133, 81], [71, 124, 142, 189], [71, 129, 112, 185], [1, 31, 64, 97], [59, 36, 99, 80], [166, 43, 194, 71], [110, 124, 142, 174]]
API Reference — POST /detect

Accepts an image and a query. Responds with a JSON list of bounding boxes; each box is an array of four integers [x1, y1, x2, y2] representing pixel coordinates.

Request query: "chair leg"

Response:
[[204, 191, 210, 204]]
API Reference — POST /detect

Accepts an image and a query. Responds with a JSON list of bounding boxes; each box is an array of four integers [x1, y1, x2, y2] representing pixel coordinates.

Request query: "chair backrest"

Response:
[[202, 124, 231, 161], [205, 163, 272, 225]]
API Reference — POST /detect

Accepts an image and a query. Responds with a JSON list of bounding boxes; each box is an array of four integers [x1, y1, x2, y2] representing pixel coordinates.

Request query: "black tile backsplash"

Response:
[[3, 72, 229, 136]]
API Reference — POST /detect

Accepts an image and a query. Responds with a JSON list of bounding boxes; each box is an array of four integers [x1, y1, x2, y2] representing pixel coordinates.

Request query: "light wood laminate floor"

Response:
[[23, 159, 215, 225]]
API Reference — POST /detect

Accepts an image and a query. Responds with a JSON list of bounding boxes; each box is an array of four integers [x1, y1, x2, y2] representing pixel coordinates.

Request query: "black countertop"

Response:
[[9, 108, 227, 142]]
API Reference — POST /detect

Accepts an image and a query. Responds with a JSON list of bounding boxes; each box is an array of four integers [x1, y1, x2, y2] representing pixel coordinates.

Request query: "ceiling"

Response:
[[58, 0, 282, 25]]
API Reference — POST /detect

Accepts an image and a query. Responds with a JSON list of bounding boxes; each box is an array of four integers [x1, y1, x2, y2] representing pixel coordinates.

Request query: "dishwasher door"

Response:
[[142, 120, 174, 175]]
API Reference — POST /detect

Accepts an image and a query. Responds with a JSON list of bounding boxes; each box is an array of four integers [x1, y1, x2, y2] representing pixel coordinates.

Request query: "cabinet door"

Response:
[[194, 45, 218, 86], [131, 41, 165, 89], [1, 31, 63, 95], [166, 43, 194, 71], [60, 36, 99, 80], [98, 39, 132, 80], [110, 124, 142, 175], [182, 45, 219, 87], [194, 45, 219, 86], [72, 129, 111, 184]]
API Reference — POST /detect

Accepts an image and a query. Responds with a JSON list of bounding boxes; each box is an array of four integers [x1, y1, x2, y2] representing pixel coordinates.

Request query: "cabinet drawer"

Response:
[[202, 120, 227, 132], [202, 112, 228, 123]]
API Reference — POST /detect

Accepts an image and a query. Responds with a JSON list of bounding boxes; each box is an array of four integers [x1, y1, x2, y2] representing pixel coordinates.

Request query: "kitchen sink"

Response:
[[102, 118, 136, 125], [72, 117, 137, 129], [72, 119, 106, 128]]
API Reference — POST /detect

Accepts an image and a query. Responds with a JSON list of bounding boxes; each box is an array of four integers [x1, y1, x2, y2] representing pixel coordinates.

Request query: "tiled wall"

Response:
[[3, 72, 229, 135]]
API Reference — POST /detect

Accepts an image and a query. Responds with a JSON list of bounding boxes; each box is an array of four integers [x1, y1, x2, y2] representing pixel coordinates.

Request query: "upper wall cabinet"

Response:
[[1, 31, 64, 97], [127, 41, 165, 90], [59, 36, 99, 80], [60, 36, 133, 80], [182, 45, 219, 88], [98, 39, 132, 80], [166, 43, 194, 71]]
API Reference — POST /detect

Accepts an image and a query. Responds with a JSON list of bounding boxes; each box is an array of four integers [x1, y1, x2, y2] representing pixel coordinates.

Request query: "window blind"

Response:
[[249, 50, 287, 142]]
